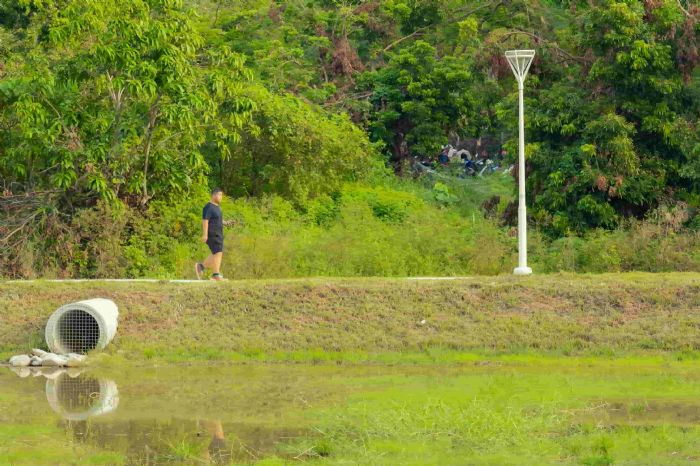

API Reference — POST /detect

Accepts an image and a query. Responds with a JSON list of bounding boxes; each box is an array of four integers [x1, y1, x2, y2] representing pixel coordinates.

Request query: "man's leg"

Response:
[[211, 252, 223, 275], [202, 254, 216, 270]]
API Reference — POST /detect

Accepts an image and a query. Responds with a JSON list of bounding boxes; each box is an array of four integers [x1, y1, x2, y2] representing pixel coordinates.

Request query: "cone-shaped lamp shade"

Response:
[[505, 50, 535, 82]]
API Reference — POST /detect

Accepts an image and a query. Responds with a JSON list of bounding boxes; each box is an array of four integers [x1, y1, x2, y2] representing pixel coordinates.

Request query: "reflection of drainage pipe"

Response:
[[45, 299, 119, 354], [46, 372, 119, 421]]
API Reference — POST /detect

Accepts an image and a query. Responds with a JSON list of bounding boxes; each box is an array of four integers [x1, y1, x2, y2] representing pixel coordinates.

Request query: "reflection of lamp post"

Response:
[[505, 50, 535, 276]]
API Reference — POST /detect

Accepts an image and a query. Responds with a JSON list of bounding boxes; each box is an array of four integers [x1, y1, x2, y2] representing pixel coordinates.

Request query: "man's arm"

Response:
[[201, 219, 209, 243]]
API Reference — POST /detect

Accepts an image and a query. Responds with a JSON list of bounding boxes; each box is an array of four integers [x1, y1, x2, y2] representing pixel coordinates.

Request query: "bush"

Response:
[[533, 220, 700, 273], [217, 184, 516, 278], [6, 178, 700, 279], [217, 85, 387, 204]]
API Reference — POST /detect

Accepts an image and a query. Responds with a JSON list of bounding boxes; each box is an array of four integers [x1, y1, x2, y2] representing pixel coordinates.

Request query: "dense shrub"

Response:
[[216, 184, 515, 278], [5, 179, 700, 279], [217, 85, 386, 204], [532, 220, 700, 273]]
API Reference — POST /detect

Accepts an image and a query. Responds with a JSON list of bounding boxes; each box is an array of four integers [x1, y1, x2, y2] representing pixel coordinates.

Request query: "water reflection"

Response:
[[3, 363, 699, 465], [3, 366, 309, 464], [46, 370, 119, 421], [9, 366, 119, 420], [200, 420, 231, 464]]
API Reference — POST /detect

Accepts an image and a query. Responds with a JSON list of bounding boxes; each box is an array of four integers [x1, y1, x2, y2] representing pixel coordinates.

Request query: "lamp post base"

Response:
[[513, 266, 533, 276]]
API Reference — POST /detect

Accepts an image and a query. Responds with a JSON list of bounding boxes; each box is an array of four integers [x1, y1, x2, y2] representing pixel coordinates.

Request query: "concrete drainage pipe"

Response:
[[45, 299, 119, 354]]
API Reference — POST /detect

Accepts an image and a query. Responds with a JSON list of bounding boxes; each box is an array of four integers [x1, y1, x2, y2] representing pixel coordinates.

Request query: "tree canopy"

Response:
[[1, 0, 700, 237]]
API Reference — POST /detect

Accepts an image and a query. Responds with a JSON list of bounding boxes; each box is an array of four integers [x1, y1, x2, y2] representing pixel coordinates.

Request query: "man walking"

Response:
[[195, 187, 225, 281]]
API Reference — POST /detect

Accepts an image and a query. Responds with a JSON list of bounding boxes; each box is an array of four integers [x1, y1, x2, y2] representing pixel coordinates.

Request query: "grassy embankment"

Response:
[[1, 273, 699, 363]]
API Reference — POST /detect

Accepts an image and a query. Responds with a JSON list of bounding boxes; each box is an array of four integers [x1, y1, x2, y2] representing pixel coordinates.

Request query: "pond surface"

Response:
[[1, 361, 699, 465]]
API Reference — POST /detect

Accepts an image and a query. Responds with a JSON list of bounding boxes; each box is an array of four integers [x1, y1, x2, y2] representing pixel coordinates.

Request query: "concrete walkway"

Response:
[[6, 279, 208, 283], [5, 277, 473, 284]]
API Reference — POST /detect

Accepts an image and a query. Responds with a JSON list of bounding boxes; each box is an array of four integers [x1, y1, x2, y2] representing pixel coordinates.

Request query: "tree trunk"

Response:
[[390, 132, 409, 175], [141, 95, 161, 206]]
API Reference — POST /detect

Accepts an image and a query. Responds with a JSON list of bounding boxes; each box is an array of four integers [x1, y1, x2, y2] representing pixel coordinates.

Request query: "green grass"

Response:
[[201, 179, 516, 279], [400, 166, 515, 215], [1, 360, 698, 465], [296, 362, 700, 465], [2, 272, 697, 464], [2, 273, 700, 362], [0, 424, 126, 465]]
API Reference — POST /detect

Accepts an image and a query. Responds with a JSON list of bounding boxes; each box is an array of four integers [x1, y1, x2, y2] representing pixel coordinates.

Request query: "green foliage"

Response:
[[2, 0, 700, 278], [3, 180, 519, 278], [532, 211, 700, 273], [219, 183, 514, 278], [528, 0, 699, 234], [217, 85, 384, 204], [431, 181, 456, 206], [9, 170, 700, 279], [341, 184, 421, 222], [359, 40, 473, 167], [195, 0, 699, 236], [0, 0, 253, 205]]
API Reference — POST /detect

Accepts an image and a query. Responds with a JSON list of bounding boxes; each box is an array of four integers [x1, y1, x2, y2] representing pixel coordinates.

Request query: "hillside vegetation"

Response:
[[0, 0, 699, 277]]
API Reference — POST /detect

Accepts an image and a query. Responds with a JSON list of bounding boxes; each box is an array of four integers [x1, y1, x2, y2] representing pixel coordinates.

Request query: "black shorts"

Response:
[[206, 236, 224, 254]]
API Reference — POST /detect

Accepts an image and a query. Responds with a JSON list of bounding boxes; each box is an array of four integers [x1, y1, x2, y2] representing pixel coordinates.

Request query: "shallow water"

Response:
[[1, 362, 699, 465]]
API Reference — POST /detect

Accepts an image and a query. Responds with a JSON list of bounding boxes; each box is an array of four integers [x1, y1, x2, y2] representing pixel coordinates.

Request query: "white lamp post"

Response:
[[505, 49, 535, 276]]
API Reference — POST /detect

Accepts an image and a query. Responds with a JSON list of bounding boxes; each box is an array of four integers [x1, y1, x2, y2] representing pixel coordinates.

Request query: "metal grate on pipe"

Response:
[[46, 373, 120, 420], [56, 310, 100, 354], [56, 374, 101, 412]]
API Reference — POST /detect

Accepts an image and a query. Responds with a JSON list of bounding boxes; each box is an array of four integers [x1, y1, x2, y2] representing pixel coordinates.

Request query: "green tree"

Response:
[[359, 40, 473, 170], [0, 0, 253, 205], [219, 84, 384, 203], [526, 0, 699, 234]]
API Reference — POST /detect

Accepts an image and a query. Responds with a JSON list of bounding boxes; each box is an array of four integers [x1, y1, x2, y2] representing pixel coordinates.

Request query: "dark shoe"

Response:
[[194, 263, 204, 280], [210, 273, 225, 281]]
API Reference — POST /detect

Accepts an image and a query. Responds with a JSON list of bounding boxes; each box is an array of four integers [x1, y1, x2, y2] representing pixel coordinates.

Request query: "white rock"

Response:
[[31, 349, 49, 358], [30, 356, 42, 366], [9, 355, 31, 367], [9, 366, 30, 378], [40, 367, 64, 379], [40, 353, 68, 367], [66, 368, 84, 378]]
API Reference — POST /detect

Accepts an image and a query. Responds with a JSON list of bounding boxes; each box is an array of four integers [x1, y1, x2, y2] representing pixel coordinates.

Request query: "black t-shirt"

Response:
[[202, 202, 223, 238]]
